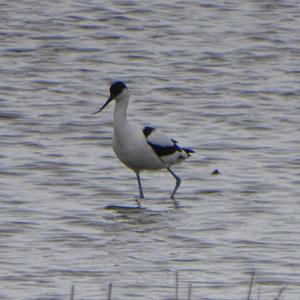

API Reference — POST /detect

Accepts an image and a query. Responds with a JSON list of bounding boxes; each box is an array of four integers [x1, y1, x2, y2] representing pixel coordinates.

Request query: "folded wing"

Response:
[[143, 126, 194, 165]]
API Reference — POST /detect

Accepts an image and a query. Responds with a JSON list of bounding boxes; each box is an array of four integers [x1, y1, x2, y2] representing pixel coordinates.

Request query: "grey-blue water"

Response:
[[1, 1, 300, 299]]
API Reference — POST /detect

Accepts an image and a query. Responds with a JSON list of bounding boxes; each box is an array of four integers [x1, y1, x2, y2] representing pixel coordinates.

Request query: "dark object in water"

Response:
[[212, 169, 220, 175]]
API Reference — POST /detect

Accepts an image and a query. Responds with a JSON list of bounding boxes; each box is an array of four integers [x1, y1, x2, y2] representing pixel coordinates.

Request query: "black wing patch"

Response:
[[143, 126, 195, 158], [143, 126, 181, 157], [143, 126, 155, 137], [148, 140, 182, 157]]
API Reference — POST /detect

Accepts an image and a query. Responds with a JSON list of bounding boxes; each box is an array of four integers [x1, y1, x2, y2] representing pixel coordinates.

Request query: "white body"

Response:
[[113, 122, 165, 171]]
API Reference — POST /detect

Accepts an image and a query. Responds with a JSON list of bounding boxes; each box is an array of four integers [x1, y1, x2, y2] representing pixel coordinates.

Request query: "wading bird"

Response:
[[94, 81, 194, 206]]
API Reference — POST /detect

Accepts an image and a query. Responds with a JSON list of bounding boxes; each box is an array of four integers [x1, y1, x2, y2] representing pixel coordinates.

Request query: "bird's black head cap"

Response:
[[110, 81, 127, 98], [92, 81, 128, 114]]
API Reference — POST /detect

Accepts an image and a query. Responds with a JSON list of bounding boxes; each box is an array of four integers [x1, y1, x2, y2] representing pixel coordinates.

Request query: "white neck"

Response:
[[113, 93, 129, 129]]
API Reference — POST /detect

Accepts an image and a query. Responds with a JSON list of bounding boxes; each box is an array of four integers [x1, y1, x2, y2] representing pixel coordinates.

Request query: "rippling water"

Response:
[[1, 1, 300, 299]]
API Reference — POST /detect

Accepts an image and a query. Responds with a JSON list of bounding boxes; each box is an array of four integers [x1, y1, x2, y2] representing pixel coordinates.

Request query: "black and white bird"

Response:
[[94, 81, 194, 206]]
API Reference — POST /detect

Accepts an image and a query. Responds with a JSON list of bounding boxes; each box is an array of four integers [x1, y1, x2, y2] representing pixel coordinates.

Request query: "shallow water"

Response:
[[1, 1, 300, 299]]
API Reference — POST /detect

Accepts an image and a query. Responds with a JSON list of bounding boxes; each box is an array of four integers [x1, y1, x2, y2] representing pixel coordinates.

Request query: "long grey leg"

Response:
[[167, 167, 181, 199], [136, 171, 145, 199]]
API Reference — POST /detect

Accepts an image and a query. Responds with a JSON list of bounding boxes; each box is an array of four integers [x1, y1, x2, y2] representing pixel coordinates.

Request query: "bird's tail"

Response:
[[182, 147, 195, 157]]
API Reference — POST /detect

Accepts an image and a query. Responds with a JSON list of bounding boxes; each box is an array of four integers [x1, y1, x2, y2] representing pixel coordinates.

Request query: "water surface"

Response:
[[1, 1, 300, 299]]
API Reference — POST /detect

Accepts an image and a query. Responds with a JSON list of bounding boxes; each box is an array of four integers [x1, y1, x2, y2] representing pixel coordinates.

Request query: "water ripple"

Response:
[[1, 0, 300, 299]]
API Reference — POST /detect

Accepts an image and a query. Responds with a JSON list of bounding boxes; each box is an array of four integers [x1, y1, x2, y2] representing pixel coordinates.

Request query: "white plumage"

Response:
[[94, 81, 194, 205]]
